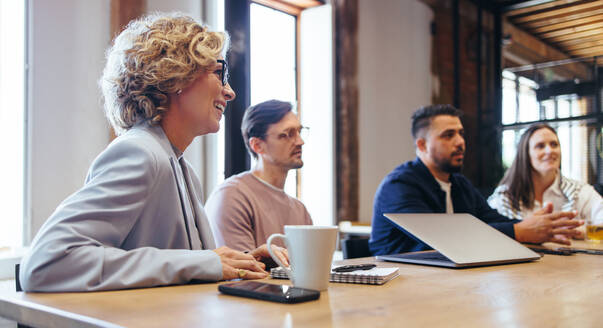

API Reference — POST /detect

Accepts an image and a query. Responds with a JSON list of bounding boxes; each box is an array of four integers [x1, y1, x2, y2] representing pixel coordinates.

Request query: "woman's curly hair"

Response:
[[100, 12, 229, 135]]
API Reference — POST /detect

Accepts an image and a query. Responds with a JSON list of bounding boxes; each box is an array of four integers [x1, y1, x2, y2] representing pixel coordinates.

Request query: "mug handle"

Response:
[[266, 233, 292, 281]]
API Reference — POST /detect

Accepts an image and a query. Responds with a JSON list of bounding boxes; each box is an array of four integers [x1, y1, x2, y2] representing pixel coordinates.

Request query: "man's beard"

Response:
[[441, 161, 462, 174], [291, 160, 304, 170], [435, 151, 464, 174], [289, 147, 303, 170]]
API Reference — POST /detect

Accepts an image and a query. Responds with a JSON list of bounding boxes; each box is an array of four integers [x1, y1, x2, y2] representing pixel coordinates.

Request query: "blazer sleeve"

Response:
[[370, 174, 439, 255], [20, 139, 222, 292], [379, 178, 443, 214]]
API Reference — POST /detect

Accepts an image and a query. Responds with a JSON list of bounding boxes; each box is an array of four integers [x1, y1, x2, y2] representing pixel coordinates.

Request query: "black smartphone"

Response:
[[527, 246, 573, 256], [218, 281, 320, 304]]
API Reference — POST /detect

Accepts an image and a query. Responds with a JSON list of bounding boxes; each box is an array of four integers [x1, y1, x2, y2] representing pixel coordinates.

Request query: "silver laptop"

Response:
[[376, 213, 541, 268]]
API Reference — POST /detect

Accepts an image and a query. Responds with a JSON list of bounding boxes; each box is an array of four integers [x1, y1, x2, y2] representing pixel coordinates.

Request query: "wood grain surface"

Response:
[[1, 242, 602, 328]]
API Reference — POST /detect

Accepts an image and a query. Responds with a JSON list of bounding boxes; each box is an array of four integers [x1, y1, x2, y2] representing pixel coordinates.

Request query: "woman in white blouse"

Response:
[[488, 123, 602, 229]]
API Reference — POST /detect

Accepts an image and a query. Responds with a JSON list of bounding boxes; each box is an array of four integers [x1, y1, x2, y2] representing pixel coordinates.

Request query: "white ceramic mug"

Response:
[[267, 225, 338, 291]]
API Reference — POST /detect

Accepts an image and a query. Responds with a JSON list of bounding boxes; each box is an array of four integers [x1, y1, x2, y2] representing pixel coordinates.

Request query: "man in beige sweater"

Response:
[[205, 100, 313, 251]]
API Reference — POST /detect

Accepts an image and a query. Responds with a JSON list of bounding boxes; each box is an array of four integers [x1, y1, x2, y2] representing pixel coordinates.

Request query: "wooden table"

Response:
[[1, 241, 602, 328]]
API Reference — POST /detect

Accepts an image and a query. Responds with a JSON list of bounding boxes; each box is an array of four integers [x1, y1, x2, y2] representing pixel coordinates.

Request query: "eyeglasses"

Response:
[[263, 126, 309, 142], [216, 59, 229, 86]]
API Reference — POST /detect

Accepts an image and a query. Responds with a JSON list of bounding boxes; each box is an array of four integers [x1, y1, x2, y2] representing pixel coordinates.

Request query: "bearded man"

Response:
[[369, 105, 581, 255]]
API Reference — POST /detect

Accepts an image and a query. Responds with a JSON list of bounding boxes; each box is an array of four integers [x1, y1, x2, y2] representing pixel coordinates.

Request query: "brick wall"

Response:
[[428, 0, 502, 191]]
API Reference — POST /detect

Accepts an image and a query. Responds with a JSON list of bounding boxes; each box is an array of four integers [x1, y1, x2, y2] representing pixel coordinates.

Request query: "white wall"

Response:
[[27, 0, 215, 241], [146, 0, 201, 17], [28, 0, 111, 241], [300, 5, 335, 227], [357, 0, 433, 222]]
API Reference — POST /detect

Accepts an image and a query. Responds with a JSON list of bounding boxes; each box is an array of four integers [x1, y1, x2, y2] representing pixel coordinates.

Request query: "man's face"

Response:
[[257, 111, 305, 170], [422, 115, 465, 174]]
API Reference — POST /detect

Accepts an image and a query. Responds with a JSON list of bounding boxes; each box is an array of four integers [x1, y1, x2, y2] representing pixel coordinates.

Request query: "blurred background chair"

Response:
[[15, 264, 21, 292], [340, 237, 371, 259], [339, 221, 372, 259]]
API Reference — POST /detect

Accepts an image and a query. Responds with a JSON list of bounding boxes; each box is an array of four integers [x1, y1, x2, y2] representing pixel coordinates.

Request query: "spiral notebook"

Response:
[[270, 266, 399, 285]]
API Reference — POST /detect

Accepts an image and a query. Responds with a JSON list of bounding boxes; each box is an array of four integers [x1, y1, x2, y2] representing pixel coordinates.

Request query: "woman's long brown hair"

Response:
[[499, 123, 559, 211]]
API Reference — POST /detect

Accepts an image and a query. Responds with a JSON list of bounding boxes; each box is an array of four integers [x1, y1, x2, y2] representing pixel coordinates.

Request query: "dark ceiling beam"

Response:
[[466, 0, 498, 12]]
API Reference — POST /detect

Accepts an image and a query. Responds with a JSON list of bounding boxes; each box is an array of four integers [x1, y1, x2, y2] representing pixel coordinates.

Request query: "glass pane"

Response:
[[0, 0, 26, 248], [556, 122, 588, 182], [541, 99, 555, 120], [518, 76, 538, 89], [571, 96, 590, 117], [557, 96, 571, 119], [250, 3, 298, 198], [502, 78, 517, 125], [518, 83, 539, 122], [502, 129, 518, 169], [557, 124, 570, 179], [568, 124, 588, 182], [502, 70, 516, 80], [250, 4, 296, 104]]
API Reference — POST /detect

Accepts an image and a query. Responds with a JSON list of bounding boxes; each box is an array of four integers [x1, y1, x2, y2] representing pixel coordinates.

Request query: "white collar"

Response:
[[250, 173, 285, 193], [542, 171, 563, 197]]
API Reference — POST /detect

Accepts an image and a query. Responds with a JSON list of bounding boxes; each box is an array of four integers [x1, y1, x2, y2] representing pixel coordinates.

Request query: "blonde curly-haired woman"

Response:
[[20, 13, 287, 292]]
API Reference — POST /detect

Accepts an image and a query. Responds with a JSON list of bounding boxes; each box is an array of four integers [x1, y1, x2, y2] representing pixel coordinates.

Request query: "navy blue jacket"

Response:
[[369, 158, 520, 255]]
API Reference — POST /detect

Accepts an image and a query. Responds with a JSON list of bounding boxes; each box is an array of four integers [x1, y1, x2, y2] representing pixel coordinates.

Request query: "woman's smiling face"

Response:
[[175, 58, 236, 136], [528, 127, 561, 176]]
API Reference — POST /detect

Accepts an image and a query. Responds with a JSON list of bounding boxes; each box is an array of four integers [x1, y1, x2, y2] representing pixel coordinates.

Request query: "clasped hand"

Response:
[[213, 244, 289, 280], [514, 202, 584, 245]]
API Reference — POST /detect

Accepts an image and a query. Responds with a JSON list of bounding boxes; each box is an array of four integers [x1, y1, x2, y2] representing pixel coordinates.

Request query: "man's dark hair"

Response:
[[241, 99, 293, 158], [411, 104, 463, 139]]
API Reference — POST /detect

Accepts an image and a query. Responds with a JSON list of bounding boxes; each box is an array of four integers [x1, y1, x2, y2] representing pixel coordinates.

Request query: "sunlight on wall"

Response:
[[0, 0, 25, 248], [250, 3, 297, 197]]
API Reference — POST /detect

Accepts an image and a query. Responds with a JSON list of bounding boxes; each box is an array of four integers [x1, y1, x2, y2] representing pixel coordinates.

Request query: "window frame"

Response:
[[224, 0, 322, 198], [500, 59, 602, 185]]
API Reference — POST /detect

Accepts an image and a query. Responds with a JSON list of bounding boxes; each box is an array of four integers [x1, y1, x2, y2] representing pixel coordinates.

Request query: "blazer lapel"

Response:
[[140, 123, 208, 250], [180, 162, 216, 250]]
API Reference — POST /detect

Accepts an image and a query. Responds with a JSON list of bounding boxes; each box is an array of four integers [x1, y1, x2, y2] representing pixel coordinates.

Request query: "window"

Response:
[[501, 60, 601, 184], [250, 3, 298, 197], [224, 1, 334, 226], [0, 0, 26, 250]]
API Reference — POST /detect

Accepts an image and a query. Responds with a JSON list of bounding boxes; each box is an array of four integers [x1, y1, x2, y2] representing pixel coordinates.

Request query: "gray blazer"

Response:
[[20, 123, 222, 291]]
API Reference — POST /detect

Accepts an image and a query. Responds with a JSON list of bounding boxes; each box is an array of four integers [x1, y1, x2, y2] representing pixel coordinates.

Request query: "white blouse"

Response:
[[488, 172, 603, 224]]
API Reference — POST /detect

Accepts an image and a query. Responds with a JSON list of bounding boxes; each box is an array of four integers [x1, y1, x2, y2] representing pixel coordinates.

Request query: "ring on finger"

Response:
[[238, 269, 247, 279]]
